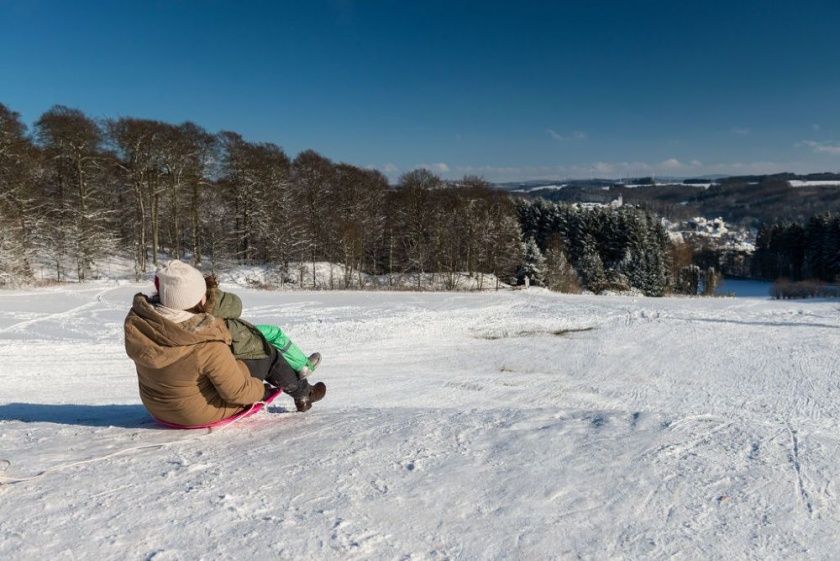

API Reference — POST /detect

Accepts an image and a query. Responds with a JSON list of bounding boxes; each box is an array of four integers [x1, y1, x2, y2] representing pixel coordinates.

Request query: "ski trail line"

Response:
[[0, 286, 120, 335], [0, 440, 193, 490], [784, 419, 814, 516]]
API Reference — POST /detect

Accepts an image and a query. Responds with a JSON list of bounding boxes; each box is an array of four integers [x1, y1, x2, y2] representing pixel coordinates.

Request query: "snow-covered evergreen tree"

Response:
[[519, 237, 546, 286], [576, 235, 607, 291]]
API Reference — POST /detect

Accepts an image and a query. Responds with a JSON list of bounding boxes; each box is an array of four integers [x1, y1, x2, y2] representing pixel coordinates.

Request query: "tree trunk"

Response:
[[75, 159, 88, 282], [311, 245, 317, 288], [132, 179, 147, 275], [171, 175, 181, 260], [388, 234, 394, 288], [151, 185, 160, 266], [191, 181, 201, 265]]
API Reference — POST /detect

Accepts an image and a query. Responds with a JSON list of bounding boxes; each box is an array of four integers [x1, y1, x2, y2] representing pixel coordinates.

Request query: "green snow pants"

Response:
[[256, 324, 313, 372]]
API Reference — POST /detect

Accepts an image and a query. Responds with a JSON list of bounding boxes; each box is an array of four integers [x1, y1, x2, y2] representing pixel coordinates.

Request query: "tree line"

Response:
[[752, 214, 840, 283], [2, 102, 698, 296], [0, 103, 524, 289]]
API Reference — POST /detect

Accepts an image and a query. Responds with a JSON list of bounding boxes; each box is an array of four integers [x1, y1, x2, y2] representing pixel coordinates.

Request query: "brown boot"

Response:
[[294, 382, 327, 412]]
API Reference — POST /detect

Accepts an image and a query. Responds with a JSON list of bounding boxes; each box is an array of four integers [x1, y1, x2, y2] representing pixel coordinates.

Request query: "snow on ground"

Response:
[[218, 262, 510, 291], [511, 184, 568, 193], [1, 283, 840, 560], [18, 254, 510, 292], [788, 180, 840, 188]]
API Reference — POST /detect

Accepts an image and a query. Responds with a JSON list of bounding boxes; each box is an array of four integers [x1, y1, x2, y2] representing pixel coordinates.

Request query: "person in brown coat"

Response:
[[124, 260, 326, 426]]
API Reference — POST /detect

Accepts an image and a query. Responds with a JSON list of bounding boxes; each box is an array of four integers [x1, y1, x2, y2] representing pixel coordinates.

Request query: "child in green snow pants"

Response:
[[255, 324, 314, 373], [203, 278, 320, 376]]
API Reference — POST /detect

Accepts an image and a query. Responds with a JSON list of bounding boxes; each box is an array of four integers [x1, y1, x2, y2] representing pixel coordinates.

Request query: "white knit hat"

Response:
[[155, 260, 206, 311]]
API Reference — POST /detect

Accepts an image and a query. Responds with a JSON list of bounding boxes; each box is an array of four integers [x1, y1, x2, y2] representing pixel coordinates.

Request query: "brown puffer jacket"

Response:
[[124, 293, 265, 426]]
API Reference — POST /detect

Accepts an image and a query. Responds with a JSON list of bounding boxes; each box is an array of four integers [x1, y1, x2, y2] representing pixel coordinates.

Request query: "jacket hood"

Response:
[[124, 293, 230, 369], [206, 287, 243, 319]]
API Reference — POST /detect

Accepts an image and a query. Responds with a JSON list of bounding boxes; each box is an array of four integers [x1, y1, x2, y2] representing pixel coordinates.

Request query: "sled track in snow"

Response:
[[0, 441, 184, 490]]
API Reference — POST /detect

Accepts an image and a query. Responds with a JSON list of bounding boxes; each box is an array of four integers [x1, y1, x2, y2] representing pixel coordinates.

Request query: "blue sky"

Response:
[[2, 0, 840, 181]]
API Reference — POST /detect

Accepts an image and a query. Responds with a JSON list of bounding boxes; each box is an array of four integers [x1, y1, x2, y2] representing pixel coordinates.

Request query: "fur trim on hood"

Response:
[[124, 293, 230, 369]]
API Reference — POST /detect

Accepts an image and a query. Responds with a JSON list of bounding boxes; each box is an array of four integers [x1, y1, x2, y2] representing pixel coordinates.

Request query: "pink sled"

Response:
[[153, 388, 284, 430]]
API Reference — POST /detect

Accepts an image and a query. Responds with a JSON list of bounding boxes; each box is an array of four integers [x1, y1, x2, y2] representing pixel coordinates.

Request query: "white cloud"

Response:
[[365, 163, 400, 177], [417, 162, 450, 173], [659, 158, 685, 170], [798, 140, 840, 155], [593, 161, 615, 174], [654, 158, 700, 171], [546, 128, 563, 140], [731, 127, 751, 136], [546, 129, 587, 141]]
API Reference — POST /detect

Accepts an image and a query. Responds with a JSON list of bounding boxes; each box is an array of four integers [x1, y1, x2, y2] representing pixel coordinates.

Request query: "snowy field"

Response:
[[1, 283, 840, 560]]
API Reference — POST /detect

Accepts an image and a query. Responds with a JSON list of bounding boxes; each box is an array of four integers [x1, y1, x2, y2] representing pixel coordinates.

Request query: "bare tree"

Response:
[[0, 101, 538, 293], [392, 169, 442, 288], [155, 122, 216, 262], [332, 164, 388, 287], [0, 104, 39, 285], [485, 199, 523, 289], [259, 143, 298, 278], [544, 235, 581, 293], [218, 132, 297, 273], [36, 106, 117, 281], [291, 150, 334, 287], [107, 118, 167, 276]]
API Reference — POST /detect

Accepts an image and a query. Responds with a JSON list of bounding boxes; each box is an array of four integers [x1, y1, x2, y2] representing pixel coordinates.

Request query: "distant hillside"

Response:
[[495, 173, 840, 225]]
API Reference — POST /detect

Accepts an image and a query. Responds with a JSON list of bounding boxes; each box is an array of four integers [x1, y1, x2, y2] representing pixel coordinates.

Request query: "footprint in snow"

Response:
[[370, 479, 389, 494], [590, 414, 606, 428], [145, 550, 181, 561]]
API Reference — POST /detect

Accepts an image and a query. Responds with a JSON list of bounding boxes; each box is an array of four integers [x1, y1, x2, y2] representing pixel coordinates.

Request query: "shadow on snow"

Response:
[[0, 402, 156, 429]]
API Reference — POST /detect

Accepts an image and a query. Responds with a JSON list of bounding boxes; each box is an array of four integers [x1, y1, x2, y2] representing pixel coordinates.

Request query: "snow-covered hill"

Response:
[[1, 284, 839, 560]]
